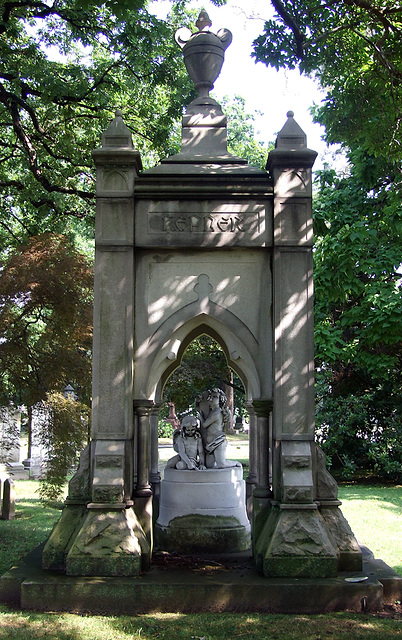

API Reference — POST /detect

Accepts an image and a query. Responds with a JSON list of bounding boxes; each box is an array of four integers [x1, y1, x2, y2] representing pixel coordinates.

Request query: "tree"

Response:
[[314, 166, 402, 480], [0, 232, 93, 411], [221, 95, 272, 168], [0, 0, 195, 252], [251, 0, 402, 160], [249, 0, 402, 479], [36, 391, 89, 502], [0, 232, 93, 484], [163, 335, 245, 421]]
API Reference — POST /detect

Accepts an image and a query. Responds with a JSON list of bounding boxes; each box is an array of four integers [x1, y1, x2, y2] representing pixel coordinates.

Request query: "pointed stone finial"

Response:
[[101, 109, 134, 149], [196, 10, 212, 32], [275, 111, 307, 150]]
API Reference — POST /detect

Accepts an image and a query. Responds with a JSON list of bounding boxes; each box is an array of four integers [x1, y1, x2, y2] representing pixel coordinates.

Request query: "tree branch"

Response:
[[270, 0, 305, 59]]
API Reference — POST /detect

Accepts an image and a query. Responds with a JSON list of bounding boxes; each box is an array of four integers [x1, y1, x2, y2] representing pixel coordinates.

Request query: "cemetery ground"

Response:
[[0, 437, 401, 639]]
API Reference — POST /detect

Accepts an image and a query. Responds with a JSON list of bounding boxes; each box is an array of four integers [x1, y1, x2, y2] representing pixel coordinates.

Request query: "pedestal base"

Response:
[[255, 505, 339, 578], [155, 466, 251, 553], [65, 506, 150, 577]]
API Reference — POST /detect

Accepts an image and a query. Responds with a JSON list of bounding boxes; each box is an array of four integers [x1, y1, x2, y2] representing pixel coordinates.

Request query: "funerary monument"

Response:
[[42, 10, 363, 582]]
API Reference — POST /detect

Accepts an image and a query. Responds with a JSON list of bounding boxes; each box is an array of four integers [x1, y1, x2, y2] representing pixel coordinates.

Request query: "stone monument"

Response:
[[42, 10, 362, 580], [155, 390, 250, 552]]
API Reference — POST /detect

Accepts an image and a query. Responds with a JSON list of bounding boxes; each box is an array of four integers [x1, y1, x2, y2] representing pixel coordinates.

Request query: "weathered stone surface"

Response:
[[315, 444, 338, 501], [155, 514, 250, 554], [320, 507, 362, 571], [1, 478, 15, 520], [66, 507, 149, 577], [156, 464, 250, 553], [42, 504, 88, 571], [67, 444, 91, 502], [255, 507, 338, 578]]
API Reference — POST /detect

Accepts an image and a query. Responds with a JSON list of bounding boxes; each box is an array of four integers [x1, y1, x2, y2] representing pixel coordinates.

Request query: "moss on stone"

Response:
[[155, 513, 251, 553]]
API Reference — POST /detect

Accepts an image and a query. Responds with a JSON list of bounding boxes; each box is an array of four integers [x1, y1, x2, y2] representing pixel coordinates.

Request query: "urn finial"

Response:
[[175, 12, 232, 98]]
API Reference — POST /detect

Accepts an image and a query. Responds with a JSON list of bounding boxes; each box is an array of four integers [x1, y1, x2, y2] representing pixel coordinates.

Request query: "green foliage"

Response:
[[0, 233, 94, 408], [163, 335, 245, 416], [221, 95, 272, 168], [36, 392, 89, 502], [313, 166, 402, 381], [157, 419, 175, 439], [313, 162, 402, 481], [316, 371, 402, 481], [252, 0, 402, 160], [0, 0, 194, 250]]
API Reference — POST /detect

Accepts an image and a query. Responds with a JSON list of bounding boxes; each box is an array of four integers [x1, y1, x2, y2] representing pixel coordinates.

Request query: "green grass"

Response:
[[338, 483, 402, 575], [0, 480, 63, 576], [0, 608, 401, 639]]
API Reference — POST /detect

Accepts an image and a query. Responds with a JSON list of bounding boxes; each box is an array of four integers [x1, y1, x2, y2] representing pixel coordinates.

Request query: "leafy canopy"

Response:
[[0, 232, 93, 408], [252, 0, 402, 160], [0, 0, 194, 250], [248, 0, 402, 479]]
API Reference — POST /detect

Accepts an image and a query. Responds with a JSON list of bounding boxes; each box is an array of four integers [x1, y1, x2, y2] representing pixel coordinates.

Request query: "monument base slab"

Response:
[[1, 544, 401, 615]]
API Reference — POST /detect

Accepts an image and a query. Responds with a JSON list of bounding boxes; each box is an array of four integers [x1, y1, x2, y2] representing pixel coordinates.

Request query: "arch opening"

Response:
[[155, 331, 250, 484]]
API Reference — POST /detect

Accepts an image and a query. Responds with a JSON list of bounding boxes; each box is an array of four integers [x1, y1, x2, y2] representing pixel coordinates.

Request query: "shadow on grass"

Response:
[[104, 612, 402, 640], [1, 609, 402, 640]]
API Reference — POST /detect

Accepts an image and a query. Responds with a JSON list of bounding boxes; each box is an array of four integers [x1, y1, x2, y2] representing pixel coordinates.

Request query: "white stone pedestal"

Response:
[[155, 466, 251, 553]]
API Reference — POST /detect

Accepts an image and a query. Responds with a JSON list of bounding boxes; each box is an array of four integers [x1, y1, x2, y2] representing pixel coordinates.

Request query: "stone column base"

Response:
[[65, 505, 150, 577], [320, 504, 362, 571], [255, 505, 338, 578], [42, 502, 88, 571]]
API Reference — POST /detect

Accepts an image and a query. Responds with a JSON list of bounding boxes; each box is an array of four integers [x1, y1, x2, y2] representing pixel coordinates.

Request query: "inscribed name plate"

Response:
[[135, 200, 270, 247]]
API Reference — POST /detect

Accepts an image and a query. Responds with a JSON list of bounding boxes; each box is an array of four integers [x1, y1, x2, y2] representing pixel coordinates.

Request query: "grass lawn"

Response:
[[338, 483, 402, 576], [0, 609, 401, 640], [0, 478, 400, 639]]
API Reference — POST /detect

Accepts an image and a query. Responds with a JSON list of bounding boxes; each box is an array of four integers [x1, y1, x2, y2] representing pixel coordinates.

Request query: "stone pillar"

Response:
[[150, 404, 162, 513], [251, 400, 273, 552], [134, 400, 154, 554], [245, 402, 257, 509], [45, 111, 150, 577], [254, 112, 339, 578]]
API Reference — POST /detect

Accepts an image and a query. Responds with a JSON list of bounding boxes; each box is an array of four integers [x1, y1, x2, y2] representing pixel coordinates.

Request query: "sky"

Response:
[[151, 0, 335, 169]]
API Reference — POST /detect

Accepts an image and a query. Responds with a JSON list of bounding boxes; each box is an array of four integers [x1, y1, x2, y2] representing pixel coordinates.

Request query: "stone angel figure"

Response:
[[166, 414, 206, 471], [196, 388, 241, 469]]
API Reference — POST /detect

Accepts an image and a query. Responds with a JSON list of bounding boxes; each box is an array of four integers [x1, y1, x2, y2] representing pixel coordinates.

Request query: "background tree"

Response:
[[35, 391, 90, 502], [0, 0, 195, 252], [0, 232, 93, 463], [314, 166, 402, 480], [222, 95, 271, 168], [251, 0, 401, 159], [163, 335, 245, 425], [249, 0, 402, 479]]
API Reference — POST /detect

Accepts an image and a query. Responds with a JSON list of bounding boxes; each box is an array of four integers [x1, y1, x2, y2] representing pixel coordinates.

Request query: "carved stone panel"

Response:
[[134, 199, 271, 248]]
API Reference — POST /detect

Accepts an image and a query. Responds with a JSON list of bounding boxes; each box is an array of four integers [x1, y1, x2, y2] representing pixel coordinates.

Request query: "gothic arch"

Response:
[[145, 313, 261, 403]]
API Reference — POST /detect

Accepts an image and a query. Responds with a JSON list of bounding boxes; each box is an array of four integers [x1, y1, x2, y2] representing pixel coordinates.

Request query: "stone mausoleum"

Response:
[[42, 12, 363, 587]]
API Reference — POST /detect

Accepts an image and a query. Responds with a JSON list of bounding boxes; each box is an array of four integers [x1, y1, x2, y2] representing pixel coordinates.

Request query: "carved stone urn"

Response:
[[175, 10, 232, 98]]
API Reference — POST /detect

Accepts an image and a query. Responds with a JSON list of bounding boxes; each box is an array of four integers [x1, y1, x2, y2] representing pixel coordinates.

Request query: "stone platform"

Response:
[[1, 544, 401, 615]]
